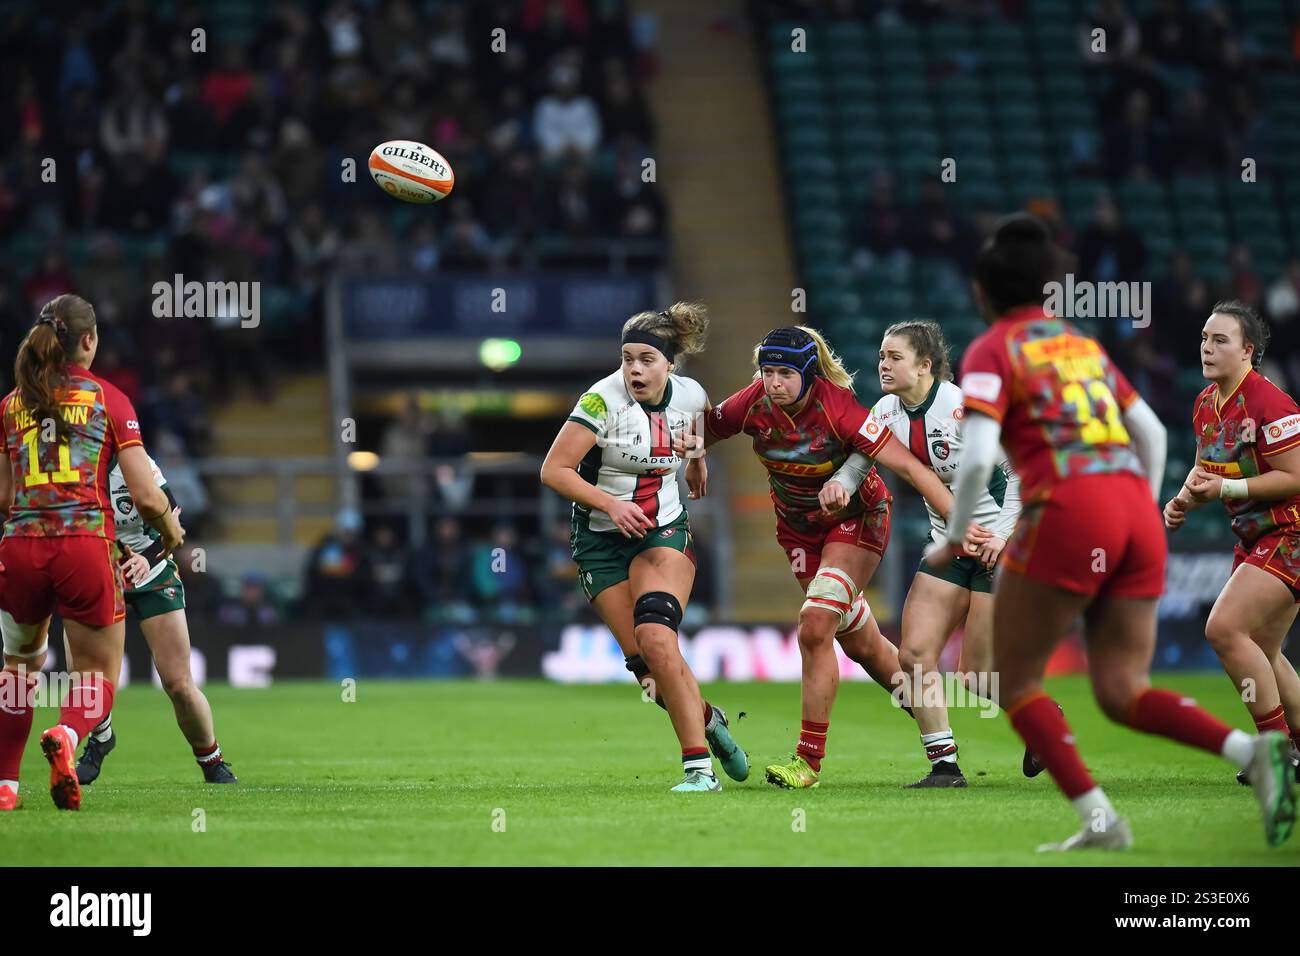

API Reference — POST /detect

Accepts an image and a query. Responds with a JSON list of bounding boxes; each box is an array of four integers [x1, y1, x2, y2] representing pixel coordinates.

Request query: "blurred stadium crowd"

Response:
[[759, 0, 1300, 541], [0, 0, 663, 416], [3, 0, 1299, 627], [0, 0, 666, 623]]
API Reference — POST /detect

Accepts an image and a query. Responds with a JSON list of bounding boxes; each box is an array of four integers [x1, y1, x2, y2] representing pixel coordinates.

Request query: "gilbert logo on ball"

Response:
[[368, 140, 454, 203]]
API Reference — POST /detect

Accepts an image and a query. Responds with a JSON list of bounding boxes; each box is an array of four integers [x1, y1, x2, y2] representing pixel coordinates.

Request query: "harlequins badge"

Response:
[[931, 439, 951, 461]]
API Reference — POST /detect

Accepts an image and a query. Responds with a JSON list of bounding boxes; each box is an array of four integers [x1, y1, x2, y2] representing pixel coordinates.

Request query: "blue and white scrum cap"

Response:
[[757, 326, 819, 400]]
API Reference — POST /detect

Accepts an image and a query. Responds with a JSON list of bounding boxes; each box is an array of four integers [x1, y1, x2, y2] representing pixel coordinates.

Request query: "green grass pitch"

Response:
[[5, 674, 1296, 866]]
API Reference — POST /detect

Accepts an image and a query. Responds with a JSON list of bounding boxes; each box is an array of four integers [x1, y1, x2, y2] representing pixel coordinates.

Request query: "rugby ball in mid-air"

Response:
[[367, 140, 454, 203]]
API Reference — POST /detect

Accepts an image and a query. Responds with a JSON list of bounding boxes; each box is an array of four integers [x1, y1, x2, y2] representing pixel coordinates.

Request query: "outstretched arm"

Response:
[[874, 435, 953, 521]]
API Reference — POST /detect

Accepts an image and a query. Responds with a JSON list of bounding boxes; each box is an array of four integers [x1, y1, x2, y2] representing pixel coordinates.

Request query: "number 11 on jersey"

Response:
[[22, 428, 81, 486]]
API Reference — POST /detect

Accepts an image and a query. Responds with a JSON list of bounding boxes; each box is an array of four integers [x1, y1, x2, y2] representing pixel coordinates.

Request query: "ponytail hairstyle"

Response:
[[17, 294, 96, 440], [1211, 299, 1270, 369], [752, 325, 855, 392], [882, 319, 953, 381], [620, 301, 709, 367]]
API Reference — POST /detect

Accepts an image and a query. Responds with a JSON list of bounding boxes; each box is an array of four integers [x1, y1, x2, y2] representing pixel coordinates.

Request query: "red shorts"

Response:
[[1003, 472, 1166, 598], [0, 536, 126, 628], [775, 501, 892, 584], [1232, 525, 1300, 602]]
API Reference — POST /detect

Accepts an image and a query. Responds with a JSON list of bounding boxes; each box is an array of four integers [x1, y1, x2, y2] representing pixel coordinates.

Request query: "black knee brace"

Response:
[[624, 653, 651, 681], [633, 591, 682, 633]]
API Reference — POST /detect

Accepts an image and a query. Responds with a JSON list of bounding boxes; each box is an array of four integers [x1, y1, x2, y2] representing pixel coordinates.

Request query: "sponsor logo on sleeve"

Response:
[[1264, 413, 1300, 446], [125, 419, 140, 433], [859, 416, 883, 441], [961, 372, 1002, 404], [578, 392, 608, 420]]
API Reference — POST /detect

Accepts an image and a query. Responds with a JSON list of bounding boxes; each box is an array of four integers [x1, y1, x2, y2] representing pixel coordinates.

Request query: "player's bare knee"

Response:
[[161, 673, 194, 700], [1203, 613, 1244, 655], [897, 643, 935, 675], [796, 610, 835, 648], [1094, 682, 1137, 724]]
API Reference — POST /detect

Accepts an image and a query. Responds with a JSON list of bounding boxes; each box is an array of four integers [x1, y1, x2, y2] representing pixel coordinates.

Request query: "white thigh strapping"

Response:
[[1, 611, 47, 660], [837, 593, 871, 635], [801, 566, 859, 631]]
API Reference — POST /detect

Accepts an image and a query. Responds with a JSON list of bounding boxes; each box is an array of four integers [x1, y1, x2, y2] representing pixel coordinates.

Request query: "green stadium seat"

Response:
[[1062, 178, 1109, 222], [832, 72, 877, 99], [796, 207, 847, 237], [926, 21, 974, 54], [1170, 176, 1221, 206], [949, 176, 1008, 211], [770, 21, 807, 49], [823, 20, 869, 45], [1116, 179, 1169, 209], [784, 123, 832, 152], [792, 177, 841, 204], [948, 152, 999, 182], [1043, 70, 1089, 101], [1000, 126, 1049, 153], [989, 72, 1037, 100], [772, 49, 821, 75], [994, 99, 1042, 129], [828, 46, 871, 71], [947, 123, 995, 150], [1046, 99, 1097, 131]]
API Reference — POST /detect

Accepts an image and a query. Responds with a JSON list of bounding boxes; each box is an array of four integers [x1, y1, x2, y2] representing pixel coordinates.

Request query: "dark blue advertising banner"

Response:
[[343, 274, 658, 340]]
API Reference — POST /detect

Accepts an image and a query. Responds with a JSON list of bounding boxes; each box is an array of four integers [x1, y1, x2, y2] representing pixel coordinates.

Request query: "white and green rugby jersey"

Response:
[[566, 370, 709, 534], [870, 379, 1021, 544], [109, 454, 172, 587]]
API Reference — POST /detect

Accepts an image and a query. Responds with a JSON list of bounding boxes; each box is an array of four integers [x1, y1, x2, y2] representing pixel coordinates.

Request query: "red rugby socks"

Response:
[[58, 674, 115, 744], [1009, 692, 1094, 798], [797, 720, 828, 772], [1251, 703, 1291, 738], [1126, 687, 1235, 754], [0, 670, 35, 786]]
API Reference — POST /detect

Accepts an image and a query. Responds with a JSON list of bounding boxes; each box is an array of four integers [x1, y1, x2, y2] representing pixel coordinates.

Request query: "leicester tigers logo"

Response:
[[931, 439, 951, 461]]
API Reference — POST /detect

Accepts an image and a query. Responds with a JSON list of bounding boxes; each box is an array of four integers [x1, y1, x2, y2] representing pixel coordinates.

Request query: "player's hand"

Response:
[[607, 499, 654, 539], [685, 455, 708, 499], [977, 535, 1006, 569], [1184, 468, 1221, 503], [120, 551, 151, 588], [159, 512, 185, 557], [962, 522, 993, 551], [923, 539, 963, 569], [671, 430, 704, 459], [1163, 495, 1188, 530], [819, 480, 852, 515]]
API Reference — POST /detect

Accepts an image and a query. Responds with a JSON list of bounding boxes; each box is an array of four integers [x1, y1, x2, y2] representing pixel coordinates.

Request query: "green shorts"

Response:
[[916, 547, 995, 594], [125, 559, 187, 620], [571, 510, 695, 601]]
